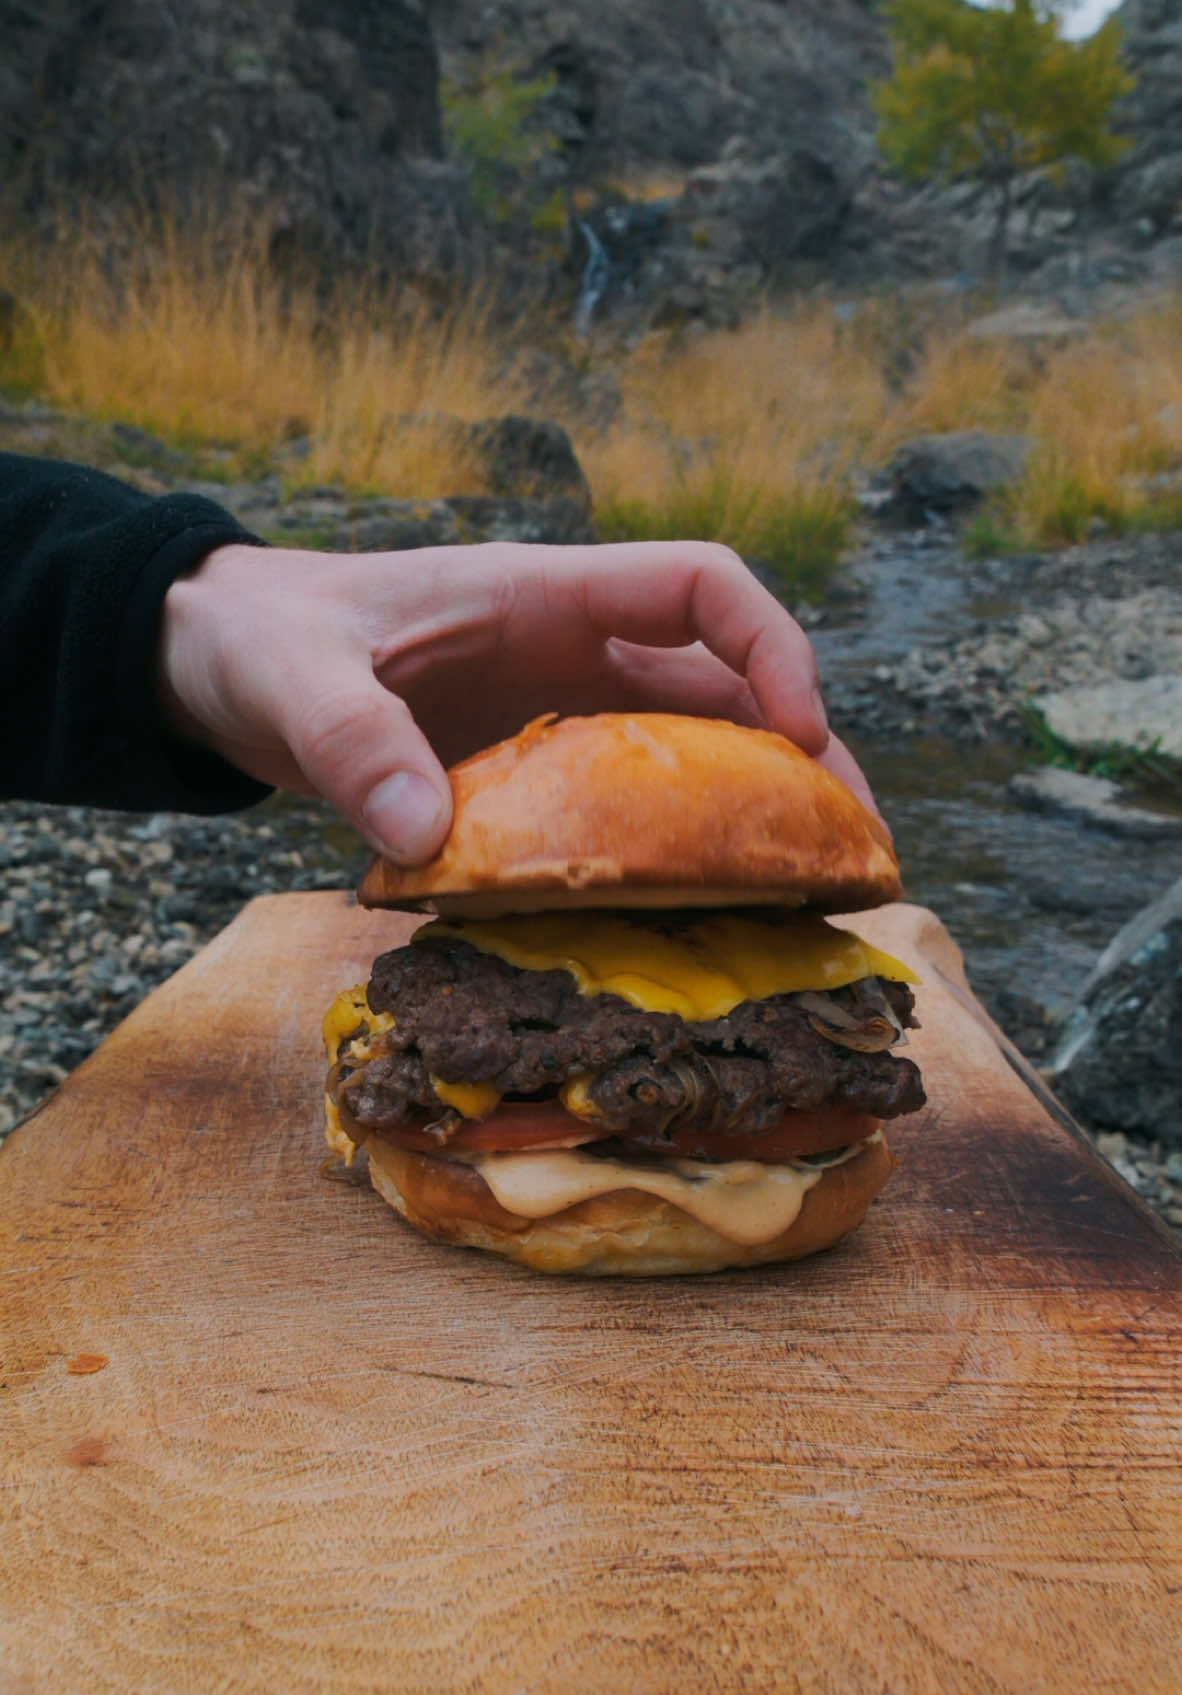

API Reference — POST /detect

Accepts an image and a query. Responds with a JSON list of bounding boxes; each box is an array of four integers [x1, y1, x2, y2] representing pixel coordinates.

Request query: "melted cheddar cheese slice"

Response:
[[322, 985, 395, 1062], [422, 910, 918, 1021]]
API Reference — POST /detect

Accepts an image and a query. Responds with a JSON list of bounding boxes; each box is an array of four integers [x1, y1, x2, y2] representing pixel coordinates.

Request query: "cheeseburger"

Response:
[[323, 712, 924, 1275]]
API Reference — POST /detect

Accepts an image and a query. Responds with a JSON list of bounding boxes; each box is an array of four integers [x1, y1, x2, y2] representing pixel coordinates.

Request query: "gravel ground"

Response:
[[0, 796, 366, 1141], [854, 530, 1182, 741]]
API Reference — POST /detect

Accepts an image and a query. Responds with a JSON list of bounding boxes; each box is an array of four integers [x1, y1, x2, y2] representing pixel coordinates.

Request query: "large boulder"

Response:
[[434, 0, 902, 316], [569, 143, 856, 329], [678, 147, 855, 272], [1095, 0, 1182, 243], [887, 432, 1032, 521], [1048, 876, 1182, 1146], [1035, 675, 1182, 761], [0, 0, 475, 281], [464, 416, 591, 511]]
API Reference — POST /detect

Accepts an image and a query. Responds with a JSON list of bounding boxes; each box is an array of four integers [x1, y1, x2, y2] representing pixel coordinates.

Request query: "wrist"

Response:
[[156, 542, 258, 745]]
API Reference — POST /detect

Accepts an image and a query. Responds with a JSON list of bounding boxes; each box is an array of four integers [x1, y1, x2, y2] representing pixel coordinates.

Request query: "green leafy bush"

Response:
[[874, 0, 1131, 278], [442, 68, 562, 230], [0, 288, 47, 398], [597, 478, 852, 602]]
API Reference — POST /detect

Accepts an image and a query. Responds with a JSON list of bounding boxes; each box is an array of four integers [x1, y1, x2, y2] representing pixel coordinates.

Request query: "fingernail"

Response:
[[362, 771, 449, 864], [810, 685, 829, 736]]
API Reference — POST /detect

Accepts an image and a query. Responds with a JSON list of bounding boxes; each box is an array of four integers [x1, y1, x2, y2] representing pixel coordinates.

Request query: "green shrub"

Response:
[[0, 289, 48, 398], [961, 509, 1022, 559], [597, 477, 852, 601], [1023, 708, 1181, 798], [442, 68, 562, 230]]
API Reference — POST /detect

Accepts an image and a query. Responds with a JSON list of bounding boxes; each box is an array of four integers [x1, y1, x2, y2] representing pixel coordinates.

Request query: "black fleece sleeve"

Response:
[[1, 453, 273, 812]]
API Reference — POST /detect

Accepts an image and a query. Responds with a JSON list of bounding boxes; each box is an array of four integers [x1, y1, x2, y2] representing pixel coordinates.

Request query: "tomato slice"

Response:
[[382, 1101, 613, 1155], [379, 1101, 875, 1160]]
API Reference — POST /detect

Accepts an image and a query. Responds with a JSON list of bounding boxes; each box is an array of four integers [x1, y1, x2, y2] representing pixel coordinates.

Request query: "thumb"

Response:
[[288, 670, 453, 865]]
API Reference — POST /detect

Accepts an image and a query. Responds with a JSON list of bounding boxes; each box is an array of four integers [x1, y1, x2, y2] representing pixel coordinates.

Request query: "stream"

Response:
[[811, 528, 1180, 1056]]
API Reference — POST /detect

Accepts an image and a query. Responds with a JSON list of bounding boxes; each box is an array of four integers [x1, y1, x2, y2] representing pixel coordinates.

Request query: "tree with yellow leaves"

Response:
[[874, 0, 1133, 279]]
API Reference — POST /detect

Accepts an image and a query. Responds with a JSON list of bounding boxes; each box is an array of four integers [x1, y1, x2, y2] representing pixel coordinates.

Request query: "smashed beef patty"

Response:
[[338, 935, 925, 1137]]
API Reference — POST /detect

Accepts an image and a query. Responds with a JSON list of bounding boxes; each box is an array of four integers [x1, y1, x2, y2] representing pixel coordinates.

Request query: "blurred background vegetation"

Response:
[[1, 0, 1179, 598], [4, 215, 1182, 595]]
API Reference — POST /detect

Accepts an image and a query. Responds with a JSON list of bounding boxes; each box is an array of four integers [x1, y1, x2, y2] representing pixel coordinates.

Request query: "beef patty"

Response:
[[336, 933, 925, 1141]]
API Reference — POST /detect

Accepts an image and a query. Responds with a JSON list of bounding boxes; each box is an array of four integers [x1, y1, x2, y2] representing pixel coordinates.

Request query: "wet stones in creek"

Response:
[[1047, 878, 1182, 1150]]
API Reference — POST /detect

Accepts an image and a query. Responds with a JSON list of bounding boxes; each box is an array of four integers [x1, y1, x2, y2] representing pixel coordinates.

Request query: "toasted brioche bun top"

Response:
[[358, 712, 902, 917]]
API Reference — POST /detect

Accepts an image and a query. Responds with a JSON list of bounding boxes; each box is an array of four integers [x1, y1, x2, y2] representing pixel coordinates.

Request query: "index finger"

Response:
[[542, 540, 829, 755]]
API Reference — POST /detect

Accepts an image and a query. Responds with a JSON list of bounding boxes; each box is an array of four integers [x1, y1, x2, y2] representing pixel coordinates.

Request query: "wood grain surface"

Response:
[[1, 893, 1179, 1695]]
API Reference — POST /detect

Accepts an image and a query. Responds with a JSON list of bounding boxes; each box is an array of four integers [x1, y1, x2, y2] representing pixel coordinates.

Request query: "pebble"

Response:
[[0, 795, 366, 1148], [884, 579, 1182, 735]]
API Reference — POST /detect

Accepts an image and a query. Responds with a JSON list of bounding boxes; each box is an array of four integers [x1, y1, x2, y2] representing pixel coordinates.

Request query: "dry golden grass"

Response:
[[0, 223, 529, 496], [883, 334, 1028, 441], [4, 212, 1182, 568], [576, 171, 689, 209], [997, 306, 1182, 543], [576, 305, 887, 584]]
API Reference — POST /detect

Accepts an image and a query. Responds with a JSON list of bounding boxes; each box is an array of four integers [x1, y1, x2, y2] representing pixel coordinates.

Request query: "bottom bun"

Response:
[[364, 1133, 896, 1276]]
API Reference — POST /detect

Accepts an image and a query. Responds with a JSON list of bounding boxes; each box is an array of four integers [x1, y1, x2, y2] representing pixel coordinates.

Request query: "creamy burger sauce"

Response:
[[462, 1137, 878, 1246], [424, 911, 917, 1021]]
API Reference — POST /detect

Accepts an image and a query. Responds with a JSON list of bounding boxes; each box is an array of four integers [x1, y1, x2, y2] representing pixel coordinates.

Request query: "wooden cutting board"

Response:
[[1, 893, 1179, 1695]]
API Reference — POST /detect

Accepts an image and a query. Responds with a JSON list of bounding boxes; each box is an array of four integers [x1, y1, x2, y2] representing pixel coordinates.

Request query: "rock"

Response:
[[435, 0, 890, 184], [1086, 0, 1182, 244], [340, 491, 596, 549], [564, 140, 858, 330], [1010, 767, 1182, 838], [434, 0, 920, 316], [466, 417, 591, 513], [966, 304, 1083, 344], [389, 413, 593, 510], [887, 432, 1032, 521], [346, 502, 462, 553], [446, 495, 595, 545], [1034, 675, 1182, 761], [1047, 876, 1182, 1146], [679, 147, 855, 271], [1, 0, 476, 283]]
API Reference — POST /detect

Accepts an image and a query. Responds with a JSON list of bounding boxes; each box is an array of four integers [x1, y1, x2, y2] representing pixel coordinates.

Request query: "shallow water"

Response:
[[814, 532, 1179, 1043]]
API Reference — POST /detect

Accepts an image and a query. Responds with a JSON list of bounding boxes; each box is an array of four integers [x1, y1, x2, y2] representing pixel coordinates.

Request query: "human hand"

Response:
[[159, 539, 879, 864]]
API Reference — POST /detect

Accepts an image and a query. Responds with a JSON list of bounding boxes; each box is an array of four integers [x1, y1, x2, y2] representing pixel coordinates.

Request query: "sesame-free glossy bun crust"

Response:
[[359, 713, 901, 917], [365, 1132, 895, 1277]]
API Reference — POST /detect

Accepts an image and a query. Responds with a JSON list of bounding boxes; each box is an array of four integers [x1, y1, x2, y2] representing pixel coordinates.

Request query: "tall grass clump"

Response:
[[581, 304, 887, 596], [871, 294, 1182, 548], [1006, 310, 1182, 543], [883, 330, 1029, 441], [0, 218, 534, 496], [6, 204, 1182, 564]]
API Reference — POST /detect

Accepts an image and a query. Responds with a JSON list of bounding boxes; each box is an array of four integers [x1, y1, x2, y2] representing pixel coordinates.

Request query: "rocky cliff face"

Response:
[[431, 0, 921, 318], [2, 0, 1178, 315], [432, 0, 888, 179], [0, 0, 475, 279], [1103, 0, 1182, 245]]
